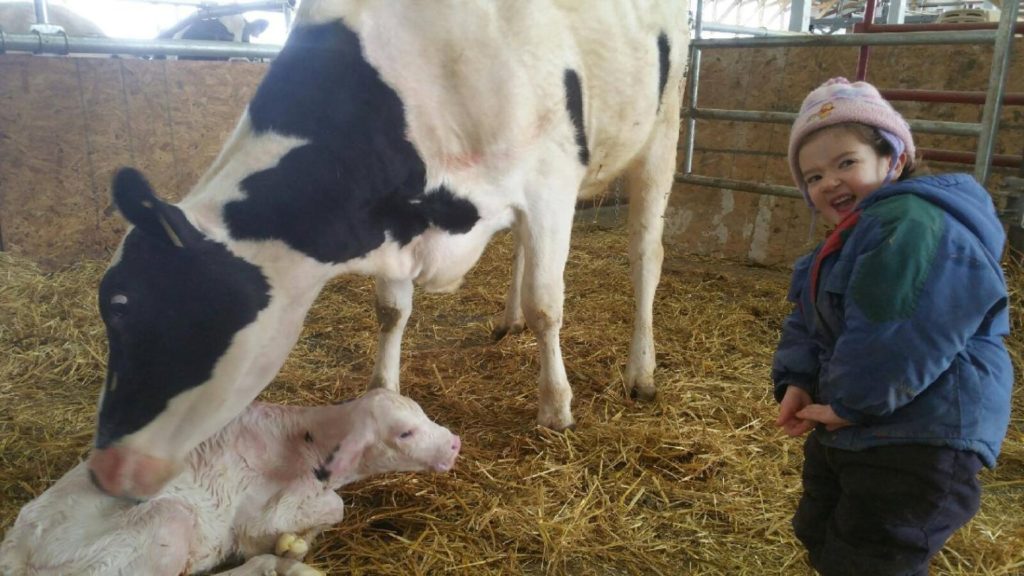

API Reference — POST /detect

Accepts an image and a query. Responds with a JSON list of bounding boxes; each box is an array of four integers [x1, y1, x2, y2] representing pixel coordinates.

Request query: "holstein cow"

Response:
[[1, 389, 460, 575], [88, 0, 687, 500], [171, 15, 271, 61]]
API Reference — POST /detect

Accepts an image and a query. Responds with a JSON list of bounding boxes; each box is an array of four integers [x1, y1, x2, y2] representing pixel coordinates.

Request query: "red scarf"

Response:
[[810, 210, 862, 303]]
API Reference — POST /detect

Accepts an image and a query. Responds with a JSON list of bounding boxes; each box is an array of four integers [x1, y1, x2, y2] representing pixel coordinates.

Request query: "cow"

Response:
[[86, 0, 688, 500], [0, 389, 461, 575], [171, 15, 271, 61]]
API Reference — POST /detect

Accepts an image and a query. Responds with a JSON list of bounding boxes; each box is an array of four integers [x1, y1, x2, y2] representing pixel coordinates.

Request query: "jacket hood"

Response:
[[861, 173, 1005, 261]]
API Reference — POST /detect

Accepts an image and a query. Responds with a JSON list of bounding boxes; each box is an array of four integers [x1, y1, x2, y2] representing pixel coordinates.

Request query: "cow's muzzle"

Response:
[[87, 445, 181, 500]]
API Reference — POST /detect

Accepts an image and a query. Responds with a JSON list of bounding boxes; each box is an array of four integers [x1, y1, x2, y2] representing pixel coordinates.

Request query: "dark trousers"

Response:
[[793, 432, 983, 576]]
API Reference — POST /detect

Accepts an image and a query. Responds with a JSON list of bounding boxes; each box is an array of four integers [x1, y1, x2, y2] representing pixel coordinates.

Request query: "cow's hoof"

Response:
[[629, 383, 658, 402], [537, 407, 574, 431], [275, 533, 309, 560], [491, 321, 525, 341]]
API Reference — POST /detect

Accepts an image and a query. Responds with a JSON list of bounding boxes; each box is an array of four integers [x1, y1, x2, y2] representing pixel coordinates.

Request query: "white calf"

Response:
[[1, 389, 460, 576]]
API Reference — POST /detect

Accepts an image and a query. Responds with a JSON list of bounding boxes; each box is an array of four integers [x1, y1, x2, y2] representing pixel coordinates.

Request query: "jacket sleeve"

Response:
[[771, 254, 820, 403], [825, 199, 1007, 423]]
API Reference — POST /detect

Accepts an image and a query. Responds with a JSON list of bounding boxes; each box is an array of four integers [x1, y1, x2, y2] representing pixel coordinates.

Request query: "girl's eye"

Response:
[[839, 159, 855, 168], [805, 175, 821, 184]]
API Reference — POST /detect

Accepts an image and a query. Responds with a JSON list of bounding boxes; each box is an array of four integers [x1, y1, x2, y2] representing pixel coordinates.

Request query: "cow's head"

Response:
[[88, 168, 273, 500]]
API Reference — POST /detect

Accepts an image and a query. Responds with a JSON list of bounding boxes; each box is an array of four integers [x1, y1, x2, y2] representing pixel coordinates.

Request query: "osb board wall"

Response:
[[668, 42, 1024, 266], [0, 54, 265, 268], [1, 45, 1021, 268]]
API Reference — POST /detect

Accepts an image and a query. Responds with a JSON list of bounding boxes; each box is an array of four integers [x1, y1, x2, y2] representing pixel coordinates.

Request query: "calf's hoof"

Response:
[[629, 384, 657, 402], [275, 533, 310, 560]]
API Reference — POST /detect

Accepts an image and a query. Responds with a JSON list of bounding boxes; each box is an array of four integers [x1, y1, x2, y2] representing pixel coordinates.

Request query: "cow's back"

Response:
[[296, 0, 687, 199]]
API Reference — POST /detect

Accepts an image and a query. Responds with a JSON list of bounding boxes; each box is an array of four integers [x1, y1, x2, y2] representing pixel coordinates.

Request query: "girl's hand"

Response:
[[796, 404, 853, 431], [777, 386, 815, 437]]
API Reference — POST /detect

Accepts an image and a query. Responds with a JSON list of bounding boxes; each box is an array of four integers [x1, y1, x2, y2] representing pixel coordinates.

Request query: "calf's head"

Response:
[[88, 168, 275, 500], [316, 389, 461, 488]]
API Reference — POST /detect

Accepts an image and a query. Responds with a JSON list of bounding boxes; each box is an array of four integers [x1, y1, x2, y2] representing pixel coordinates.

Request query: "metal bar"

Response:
[[923, 148, 1023, 167], [974, 0, 1019, 184], [676, 173, 804, 200], [0, 33, 282, 59], [33, 0, 48, 25], [682, 0, 705, 174], [886, 0, 907, 24], [881, 88, 1024, 105], [691, 107, 983, 136], [856, 0, 877, 80], [701, 22, 802, 36], [692, 29, 997, 48], [862, 21, 1024, 33]]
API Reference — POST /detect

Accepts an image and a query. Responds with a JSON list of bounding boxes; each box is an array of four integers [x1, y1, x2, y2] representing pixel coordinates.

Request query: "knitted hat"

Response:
[[788, 78, 915, 205]]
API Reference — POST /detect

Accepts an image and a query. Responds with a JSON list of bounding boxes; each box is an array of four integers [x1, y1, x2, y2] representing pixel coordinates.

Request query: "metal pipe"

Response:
[[33, 0, 48, 25], [701, 22, 802, 36], [675, 173, 804, 200], [0, 33, 282, 59], [682, 0, 704, 174], [881, 88, 1024, 105], [691, 29, 997, 48], [922, 148, 1023, 167], [974, 0, 1019, 184], [860, 21, 1024, 33], [691, 107, 983, 136], [856, 0, 877, 80]]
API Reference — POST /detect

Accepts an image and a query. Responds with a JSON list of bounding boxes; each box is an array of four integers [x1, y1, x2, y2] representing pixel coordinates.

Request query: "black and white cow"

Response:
[[88, 0, 688, 500]]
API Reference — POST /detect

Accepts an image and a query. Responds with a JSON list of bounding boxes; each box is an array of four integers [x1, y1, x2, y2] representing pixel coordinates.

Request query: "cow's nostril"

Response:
[[88, 468, 108, 495]]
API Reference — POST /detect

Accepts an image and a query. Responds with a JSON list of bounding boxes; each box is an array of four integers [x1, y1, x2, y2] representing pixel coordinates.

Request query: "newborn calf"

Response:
[[1, 389, 460, 575]]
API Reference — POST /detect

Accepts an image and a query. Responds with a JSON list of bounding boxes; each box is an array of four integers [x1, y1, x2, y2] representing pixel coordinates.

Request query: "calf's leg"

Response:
[[491, 227, 526, 341]]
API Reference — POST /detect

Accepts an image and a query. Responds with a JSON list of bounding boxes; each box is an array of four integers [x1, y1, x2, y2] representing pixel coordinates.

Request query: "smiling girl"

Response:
[[770, 78, 1013, 576]]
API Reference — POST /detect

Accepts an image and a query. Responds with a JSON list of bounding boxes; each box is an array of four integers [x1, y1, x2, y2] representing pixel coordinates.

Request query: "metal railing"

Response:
[[676, 0, 1022, 201]]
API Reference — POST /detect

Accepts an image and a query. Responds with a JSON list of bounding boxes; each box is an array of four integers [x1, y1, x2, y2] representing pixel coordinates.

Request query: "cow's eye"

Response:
[[109, 294, 129, 317], [399, 430, 415, 439]]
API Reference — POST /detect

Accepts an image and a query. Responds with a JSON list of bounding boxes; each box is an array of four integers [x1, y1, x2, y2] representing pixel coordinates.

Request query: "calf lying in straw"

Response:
[[0, 389, 461, 575]]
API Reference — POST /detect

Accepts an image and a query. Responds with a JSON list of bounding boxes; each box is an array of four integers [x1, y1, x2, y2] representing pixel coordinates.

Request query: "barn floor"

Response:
[[1, 223, 1022, 575]]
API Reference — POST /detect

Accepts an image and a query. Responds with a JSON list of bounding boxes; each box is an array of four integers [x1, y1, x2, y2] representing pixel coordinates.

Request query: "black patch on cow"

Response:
[[94, 225, 271, 448], [657, 32, 670, 113], [180, 19, 235, 61], [563, 69, 589, 165], [226, 21, 480, 264]]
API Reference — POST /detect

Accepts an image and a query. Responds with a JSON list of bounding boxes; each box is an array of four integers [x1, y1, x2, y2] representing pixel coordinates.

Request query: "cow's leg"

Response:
[[491, 228, 526, 341], [369, 276, 413, 392], [519, 175, 580, 430], [621, 93, 682, 402]]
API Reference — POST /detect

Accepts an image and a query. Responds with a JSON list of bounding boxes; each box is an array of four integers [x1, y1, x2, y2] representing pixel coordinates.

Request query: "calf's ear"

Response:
[[321, 429, 372, 488], [112, 167, 203, 248]]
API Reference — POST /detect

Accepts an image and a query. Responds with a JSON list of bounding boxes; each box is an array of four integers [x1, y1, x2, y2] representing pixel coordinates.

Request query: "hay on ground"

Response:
[[1, 224, 1022, 575]]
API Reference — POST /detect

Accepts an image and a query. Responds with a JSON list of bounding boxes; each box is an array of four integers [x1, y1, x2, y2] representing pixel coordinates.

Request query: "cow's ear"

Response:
[[112, 168, 202, 248]]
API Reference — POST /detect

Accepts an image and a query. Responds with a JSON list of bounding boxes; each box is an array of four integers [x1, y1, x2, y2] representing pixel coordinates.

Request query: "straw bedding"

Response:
[[1, 223, 1022, 575]]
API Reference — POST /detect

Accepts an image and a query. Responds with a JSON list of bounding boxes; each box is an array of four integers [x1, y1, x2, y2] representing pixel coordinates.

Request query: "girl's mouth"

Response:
[[831, 194, 856, 212]]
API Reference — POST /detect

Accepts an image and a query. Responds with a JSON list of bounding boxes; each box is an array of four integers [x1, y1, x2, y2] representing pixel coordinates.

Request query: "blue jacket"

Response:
[[772, 173, 1013, 467]]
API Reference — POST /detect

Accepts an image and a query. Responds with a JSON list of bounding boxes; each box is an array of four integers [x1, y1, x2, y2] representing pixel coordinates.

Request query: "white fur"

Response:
[[1, 389, 459, 575]]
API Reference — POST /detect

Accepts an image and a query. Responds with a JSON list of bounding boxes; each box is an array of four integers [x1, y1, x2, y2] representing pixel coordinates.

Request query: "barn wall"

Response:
[[1, 43, 1022, 268], [668, 43, 1024, 266], [0, 55, 265, 268]]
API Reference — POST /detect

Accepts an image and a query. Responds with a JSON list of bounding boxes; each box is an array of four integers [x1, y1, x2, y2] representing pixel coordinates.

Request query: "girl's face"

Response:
[[798, 125, 906, 226]]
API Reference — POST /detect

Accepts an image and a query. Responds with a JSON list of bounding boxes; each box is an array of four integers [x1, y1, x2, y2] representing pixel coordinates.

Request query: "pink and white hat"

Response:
[[788, 77, 915, 205]]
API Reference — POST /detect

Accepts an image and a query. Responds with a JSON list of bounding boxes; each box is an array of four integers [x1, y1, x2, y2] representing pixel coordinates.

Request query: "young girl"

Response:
[[772, 77, 1013, 576]]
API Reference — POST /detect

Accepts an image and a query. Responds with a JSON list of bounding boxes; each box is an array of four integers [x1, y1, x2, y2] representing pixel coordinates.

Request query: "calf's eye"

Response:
[[399, 430, 414, 439]]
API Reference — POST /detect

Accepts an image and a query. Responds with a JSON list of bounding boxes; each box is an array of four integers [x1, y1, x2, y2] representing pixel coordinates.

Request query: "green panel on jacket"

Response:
[[851, 195, 944, 322]]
